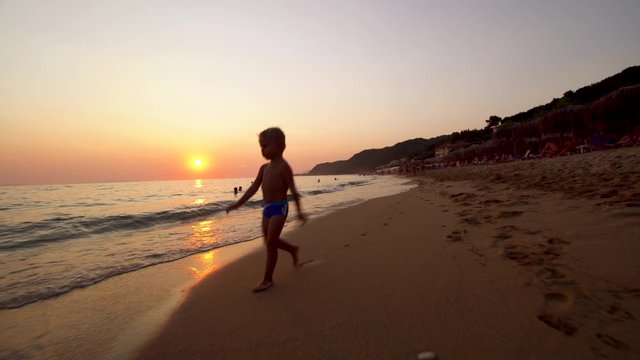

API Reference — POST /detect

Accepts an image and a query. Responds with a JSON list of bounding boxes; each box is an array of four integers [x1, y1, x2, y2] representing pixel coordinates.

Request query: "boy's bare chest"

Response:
[[262, 165, 286, 189]]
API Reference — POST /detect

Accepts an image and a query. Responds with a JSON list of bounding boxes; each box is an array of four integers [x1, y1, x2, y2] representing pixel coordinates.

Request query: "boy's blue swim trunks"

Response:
[[263, 201, 288, 218]]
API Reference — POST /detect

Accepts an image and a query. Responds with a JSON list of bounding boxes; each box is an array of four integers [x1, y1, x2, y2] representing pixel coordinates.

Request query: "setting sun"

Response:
[[188, 156, 209, 172]]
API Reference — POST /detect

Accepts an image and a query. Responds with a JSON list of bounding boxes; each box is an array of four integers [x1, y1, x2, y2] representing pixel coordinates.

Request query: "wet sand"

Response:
[[136, 147, 640, 359], [0, 240, 263, 360]]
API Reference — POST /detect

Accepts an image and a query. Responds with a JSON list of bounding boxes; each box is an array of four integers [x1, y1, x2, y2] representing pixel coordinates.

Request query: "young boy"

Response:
[[226, 127, 307, 292]]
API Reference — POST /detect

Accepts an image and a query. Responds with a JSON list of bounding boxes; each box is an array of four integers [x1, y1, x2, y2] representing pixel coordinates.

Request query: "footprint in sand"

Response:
[[497, 210, 524, 219], [597, 333, 629, 350], [538, 292, 578, 336], [481, 214, 494, 223], [446, 230, 463, 242], [298, 259, 320, 267], [523, 228, 542, 235], [496, 224, 541, 236], [504, 200, 530, 207], [462, 217, 481, 225], [607, 303, 635, 321], [503, 247, 528, 261], [546, 237, 570, 246], [496, 224, 519, 233], [456, 209, 472, 217], [536, 266, 567, 280], [360, 232, 368, 236], [491, 232, 512, 247], [449, 192, 479, 203]]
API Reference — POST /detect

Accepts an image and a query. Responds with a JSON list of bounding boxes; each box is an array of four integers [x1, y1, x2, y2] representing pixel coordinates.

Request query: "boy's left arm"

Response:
[[284, 163, 308, 224]]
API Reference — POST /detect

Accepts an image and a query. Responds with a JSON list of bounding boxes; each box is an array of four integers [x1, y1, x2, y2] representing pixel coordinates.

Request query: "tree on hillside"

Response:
[[450, 128, 492, 144], [485, 115, 502, 129]]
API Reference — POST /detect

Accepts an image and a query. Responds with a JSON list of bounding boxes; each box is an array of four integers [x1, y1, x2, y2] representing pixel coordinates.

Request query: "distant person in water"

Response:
[[233, 187, 238, 195], [226, 127, 307, 292], [239, 186, 243, 192]]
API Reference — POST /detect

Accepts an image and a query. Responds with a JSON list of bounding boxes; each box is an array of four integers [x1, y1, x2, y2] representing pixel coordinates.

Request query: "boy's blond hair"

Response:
[[259, 127, 286, 148]]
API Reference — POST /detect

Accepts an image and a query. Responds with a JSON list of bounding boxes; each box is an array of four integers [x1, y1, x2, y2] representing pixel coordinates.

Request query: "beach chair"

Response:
[[523, 150, 539, 159]]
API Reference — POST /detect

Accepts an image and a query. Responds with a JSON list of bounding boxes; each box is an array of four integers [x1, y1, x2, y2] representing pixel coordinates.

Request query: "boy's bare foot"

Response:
[[252, 281, 274, 292], [292, 246, 299, 267]]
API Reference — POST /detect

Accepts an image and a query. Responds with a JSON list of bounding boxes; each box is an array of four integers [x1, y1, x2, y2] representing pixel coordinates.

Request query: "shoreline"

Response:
[[0, 238, 264, 360], [0, 176, 412, 360], [135, 147, 639, 359], [2, 148, 638, 359]]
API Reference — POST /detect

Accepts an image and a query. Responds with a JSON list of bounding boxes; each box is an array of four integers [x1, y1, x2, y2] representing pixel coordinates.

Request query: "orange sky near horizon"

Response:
[[1, 0, 639, 186]]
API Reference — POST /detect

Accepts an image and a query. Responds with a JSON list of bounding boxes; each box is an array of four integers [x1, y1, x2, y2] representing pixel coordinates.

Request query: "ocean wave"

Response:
[[339, 180, 370, 187], [305, 189, 333, 196], [0, 175, 407, 309], [0, 237, 259, 309], [0, 199, 260, 251], [0, 179, 368, 251]]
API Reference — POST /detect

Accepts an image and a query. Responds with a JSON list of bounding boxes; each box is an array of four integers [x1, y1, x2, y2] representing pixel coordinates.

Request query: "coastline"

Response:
[[0, 175, 412, 360], [2, 148, 638, 359], [135, 147, 639, 359], [0, 238, 263, 360]]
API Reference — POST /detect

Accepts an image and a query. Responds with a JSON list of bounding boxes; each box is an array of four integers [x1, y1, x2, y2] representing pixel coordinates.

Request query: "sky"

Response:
[[1, 0, 639, 185]]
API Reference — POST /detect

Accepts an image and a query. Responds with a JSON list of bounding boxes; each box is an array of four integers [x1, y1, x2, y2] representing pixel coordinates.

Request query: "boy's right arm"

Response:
[[283, 162, 308, 224], [226, 165, 265, 213]]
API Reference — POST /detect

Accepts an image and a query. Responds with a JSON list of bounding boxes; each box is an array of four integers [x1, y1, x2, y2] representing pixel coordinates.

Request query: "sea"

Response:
[[0, 175, 413, 310]]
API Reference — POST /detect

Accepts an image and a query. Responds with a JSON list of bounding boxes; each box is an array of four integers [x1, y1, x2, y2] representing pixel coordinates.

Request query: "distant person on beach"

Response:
[[226, 127, 308, 292]]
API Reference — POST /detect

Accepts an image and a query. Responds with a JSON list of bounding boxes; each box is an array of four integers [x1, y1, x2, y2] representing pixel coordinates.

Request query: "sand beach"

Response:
[[135, 147, 640, 359], [2, 2, 639, 359]]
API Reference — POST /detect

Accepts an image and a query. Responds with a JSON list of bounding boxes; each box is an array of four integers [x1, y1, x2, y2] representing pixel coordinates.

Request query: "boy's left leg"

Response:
[[276, 238, 299, 267], [264, 215, 298, 265]]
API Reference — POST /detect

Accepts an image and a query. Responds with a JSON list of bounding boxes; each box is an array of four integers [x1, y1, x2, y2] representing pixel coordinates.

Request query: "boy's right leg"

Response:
[[264, 215, 286, 279], [252, 217, 274, 292], [253, 216, 286, 292]]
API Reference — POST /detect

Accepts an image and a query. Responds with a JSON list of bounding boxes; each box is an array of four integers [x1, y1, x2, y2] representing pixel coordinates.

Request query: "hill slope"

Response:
[[308, 136, 448, 175], [308, 65, 640, 175]]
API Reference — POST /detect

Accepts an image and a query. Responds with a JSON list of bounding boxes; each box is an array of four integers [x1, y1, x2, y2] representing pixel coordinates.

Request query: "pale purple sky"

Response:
[[1, 0, 639, 184]]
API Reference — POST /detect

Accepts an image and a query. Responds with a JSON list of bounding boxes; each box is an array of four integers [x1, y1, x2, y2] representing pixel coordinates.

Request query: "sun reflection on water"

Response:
[[194, 179, 203, 188], [187, 250, 220, 279], [185, 219, 223, 279], [192, 220, 213, 236]]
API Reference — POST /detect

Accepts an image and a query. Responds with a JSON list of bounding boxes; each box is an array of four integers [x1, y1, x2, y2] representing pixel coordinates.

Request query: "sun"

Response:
[[188, 157, 209, 172]]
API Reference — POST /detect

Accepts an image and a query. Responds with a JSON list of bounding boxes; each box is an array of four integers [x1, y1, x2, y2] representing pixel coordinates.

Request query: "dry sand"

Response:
[[136, 147, 640, 359]]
